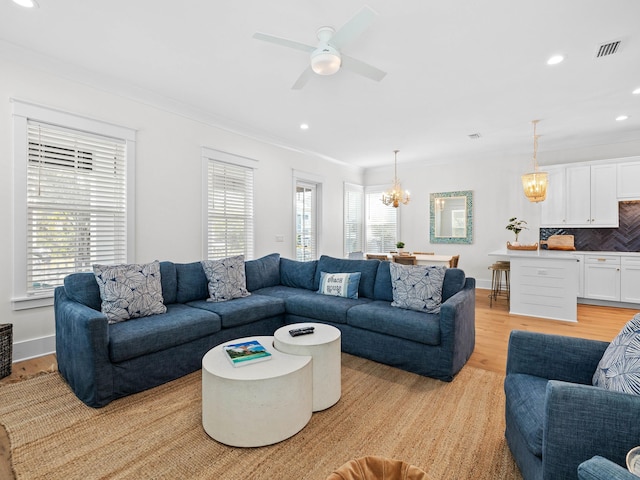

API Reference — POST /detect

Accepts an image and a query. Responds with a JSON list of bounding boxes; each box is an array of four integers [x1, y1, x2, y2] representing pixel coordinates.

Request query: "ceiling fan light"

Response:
[[311, 47, 341, 75]]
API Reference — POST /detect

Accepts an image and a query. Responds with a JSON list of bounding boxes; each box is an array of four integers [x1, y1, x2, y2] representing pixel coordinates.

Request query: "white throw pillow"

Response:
[[93, 260, 167, 323], [389, 263, 446, 314], [593, 313, 640, 395], [201, 255, 251, 302], [317, 272, 361, 299]]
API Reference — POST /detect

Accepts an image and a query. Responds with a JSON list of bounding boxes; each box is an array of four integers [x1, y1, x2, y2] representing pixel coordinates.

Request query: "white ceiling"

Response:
[[1, 0, 639, 169]]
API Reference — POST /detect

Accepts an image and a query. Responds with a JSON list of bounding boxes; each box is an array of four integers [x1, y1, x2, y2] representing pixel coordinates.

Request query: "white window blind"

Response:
[[26, 121, 127, 294], [207, 160, 254, 259], [344, 183, 364, 255], [295, 181, 317, 261], [365, 188, 398, 253]]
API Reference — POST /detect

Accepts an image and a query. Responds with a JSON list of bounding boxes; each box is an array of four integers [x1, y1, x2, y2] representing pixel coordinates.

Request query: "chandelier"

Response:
[[381, 150, 410, 208], [521, 120, 548, 203]]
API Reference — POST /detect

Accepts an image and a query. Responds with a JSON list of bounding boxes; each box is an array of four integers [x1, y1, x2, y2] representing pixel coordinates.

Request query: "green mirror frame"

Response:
[[429, 190, 473, 244]]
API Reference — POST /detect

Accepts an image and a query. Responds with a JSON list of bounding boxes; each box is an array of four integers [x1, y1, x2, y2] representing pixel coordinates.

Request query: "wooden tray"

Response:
[[506, 242, 538, 250]]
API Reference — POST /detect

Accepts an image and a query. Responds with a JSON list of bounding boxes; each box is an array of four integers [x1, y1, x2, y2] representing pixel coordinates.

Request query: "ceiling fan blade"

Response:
[[252, 32, 315, 54], [292, 67, 314, 90], [341, 55, 386, 82], [329, 6, 377, 50]]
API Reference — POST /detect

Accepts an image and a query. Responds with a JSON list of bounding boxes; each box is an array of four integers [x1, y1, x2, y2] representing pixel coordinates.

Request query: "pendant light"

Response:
[[521, 120, 548, 203], [381, 150, 410, 208]]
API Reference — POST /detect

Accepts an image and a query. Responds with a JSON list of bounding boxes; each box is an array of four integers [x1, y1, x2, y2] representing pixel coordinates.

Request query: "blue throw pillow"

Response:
[[317, 271, 361, 299], [593, 313, 640, 395], [389, 263, 446, 314]]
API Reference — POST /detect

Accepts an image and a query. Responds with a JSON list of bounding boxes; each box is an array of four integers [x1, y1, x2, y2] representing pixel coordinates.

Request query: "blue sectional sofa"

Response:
[[55, 253, 476, 407]]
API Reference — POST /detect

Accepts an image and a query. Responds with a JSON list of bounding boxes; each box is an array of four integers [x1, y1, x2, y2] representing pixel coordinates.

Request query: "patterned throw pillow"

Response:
[[389, 263, 446, 314], [93, 260, 167, 324], [201, 255, 251, 302], [317, 272, 361, 299], [593, 313, 640, 395]]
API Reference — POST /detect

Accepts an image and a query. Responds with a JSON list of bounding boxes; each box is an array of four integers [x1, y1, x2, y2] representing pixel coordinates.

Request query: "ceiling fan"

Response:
[[253, 6, 387, 90]]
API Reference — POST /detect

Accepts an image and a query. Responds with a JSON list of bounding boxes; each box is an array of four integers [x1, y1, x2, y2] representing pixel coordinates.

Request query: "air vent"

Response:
[[595, 40, 621, 58], [468, 133, 481, 140]]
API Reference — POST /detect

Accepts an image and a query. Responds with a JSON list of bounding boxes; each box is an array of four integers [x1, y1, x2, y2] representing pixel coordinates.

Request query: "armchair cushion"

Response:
[[593, 313, 640, 395], [578, 456, 638, 480]]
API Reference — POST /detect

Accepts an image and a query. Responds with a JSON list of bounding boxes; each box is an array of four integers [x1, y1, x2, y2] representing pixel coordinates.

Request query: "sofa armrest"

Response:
[[54, 286, 114, 408], [438, 277, 476, 377], [506, 330, 609, 384], [578, 456, 638, 480], [542, 381, 640, 479]]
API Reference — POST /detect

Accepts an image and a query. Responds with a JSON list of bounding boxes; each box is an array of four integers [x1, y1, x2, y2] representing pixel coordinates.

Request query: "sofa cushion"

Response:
[[280, 258, 317, 290], [64, 272, 102, 311], [373, 261, 393, 302], [159, 261, 177, 305], [314, 255, 379, 299], [201, 255, 251, 302], [503, 373, 548, 457], [285, 293, 372, 324], [93, 260, 167, 323], [346, 300, 441, 345], [175, 262, 209, 303], [187, 294, 285, 328], [245, 253, 281, 291], [389, 264, 446, 314], [593, 313, 640, 395], [252, 285, 317, 300], [108, 303, 221, 363], [318, 272, 361, 299], [442, 268, 466, 302]]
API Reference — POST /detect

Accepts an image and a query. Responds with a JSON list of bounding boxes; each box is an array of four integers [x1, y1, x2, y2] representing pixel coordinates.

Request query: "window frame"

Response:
[[364, 185, 400, 254], [11, 99, 136, 310], [201, 147, 257, 261], [292, 170, 323, 261], [343, 182, 364, 256]]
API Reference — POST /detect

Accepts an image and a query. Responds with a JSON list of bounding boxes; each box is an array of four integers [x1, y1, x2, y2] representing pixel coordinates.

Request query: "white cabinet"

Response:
[[583, 255, 621, 301], [575, 254, 584, 298], [617, 159, 640, 199], [540, 166, 566, 226], [621, 257, 640, 303], [541, 163, 618, 227]]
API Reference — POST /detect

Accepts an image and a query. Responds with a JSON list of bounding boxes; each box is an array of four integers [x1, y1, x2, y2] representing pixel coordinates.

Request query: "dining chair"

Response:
[[449, 255, 460, 268], [392, 255, 417, 265], [366, 254, 388, 261], [412, 252, 434, 255]]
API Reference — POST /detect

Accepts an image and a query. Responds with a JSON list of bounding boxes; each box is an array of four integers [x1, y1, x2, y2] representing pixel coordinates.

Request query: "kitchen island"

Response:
[[489, 249, 581, 322]]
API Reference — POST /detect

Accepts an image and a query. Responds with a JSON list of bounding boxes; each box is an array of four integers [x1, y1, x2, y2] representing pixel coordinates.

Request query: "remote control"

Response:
[[289, 327, 315, 337]]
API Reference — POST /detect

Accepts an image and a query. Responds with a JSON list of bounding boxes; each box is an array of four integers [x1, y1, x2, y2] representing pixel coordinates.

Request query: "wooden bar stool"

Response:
[[488, 261, 510, 307]]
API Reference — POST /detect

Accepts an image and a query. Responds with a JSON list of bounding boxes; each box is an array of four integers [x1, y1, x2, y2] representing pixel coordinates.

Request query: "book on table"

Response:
[[223, 340, 272, 367]]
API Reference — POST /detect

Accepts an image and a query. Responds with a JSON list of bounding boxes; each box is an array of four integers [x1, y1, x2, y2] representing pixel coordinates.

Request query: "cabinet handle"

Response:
[[597, 258, 607, 262]]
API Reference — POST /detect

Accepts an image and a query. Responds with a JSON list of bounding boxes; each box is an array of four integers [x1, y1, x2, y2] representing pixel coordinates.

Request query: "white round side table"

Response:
[[274, 323, 341, 411], [201, 336, 312, 447]]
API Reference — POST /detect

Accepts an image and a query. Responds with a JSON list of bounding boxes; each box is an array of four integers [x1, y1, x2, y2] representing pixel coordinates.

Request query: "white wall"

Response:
[[0, 57, 362, 361], [365, 153, 544, 287]]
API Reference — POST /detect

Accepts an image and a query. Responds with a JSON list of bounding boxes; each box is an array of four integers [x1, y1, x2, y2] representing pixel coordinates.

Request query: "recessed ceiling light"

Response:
[[547, 55, 564, 65], [633, 87, 640, 95], [616, 115, 629, 121], [12, 0, 39, 8], [300, 123, 309, 130]]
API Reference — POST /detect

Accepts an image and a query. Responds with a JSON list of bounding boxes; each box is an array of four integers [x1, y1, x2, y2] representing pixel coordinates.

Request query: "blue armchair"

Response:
[[578, 456, 637, 480], [504, 330, 640, 480]]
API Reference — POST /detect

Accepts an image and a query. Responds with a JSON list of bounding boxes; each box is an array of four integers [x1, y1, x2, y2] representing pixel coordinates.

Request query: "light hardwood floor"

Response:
[[0, 289, 637, 479]]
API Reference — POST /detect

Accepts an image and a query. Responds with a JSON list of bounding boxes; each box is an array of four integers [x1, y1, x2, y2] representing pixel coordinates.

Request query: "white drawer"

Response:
[[585, 255, 620, 265], [622, 256, 640, 267]]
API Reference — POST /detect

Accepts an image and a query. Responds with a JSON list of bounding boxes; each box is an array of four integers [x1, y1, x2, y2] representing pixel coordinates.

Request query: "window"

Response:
[[293, 171, 322, 261], [365, 187, 398, 253], [203, 148, 256, 260], [12, 100, 135, 309], [295, 181, 317, 261], [344, 183, 364, 255]]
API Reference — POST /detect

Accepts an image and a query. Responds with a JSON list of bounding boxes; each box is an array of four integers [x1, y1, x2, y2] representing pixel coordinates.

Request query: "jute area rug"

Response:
[[0, 354, 521, 480]]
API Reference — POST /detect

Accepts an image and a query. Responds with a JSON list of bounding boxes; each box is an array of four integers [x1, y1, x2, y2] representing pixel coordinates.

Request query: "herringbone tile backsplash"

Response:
[[540, 201, 640, 251]]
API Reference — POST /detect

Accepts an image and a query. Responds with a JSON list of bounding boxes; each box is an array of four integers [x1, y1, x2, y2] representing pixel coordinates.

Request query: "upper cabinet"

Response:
[[541, 163, 618, 228], [617, 160, 640, 199]]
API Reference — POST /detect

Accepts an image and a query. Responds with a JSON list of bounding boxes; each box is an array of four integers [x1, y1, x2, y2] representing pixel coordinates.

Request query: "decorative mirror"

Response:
[[430, 190, 473, 244]]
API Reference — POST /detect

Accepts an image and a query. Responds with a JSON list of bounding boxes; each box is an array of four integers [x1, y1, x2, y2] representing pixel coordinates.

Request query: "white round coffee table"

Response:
[[274, 323, 341, 411], [201, 336, 312, 447]]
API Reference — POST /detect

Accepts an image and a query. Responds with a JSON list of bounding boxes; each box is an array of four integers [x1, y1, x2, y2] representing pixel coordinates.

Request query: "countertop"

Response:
[[489, 249, 640, 259]]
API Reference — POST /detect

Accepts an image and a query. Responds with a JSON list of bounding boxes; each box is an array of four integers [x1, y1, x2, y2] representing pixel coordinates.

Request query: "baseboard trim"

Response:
[[12, 334, 55, 363]]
